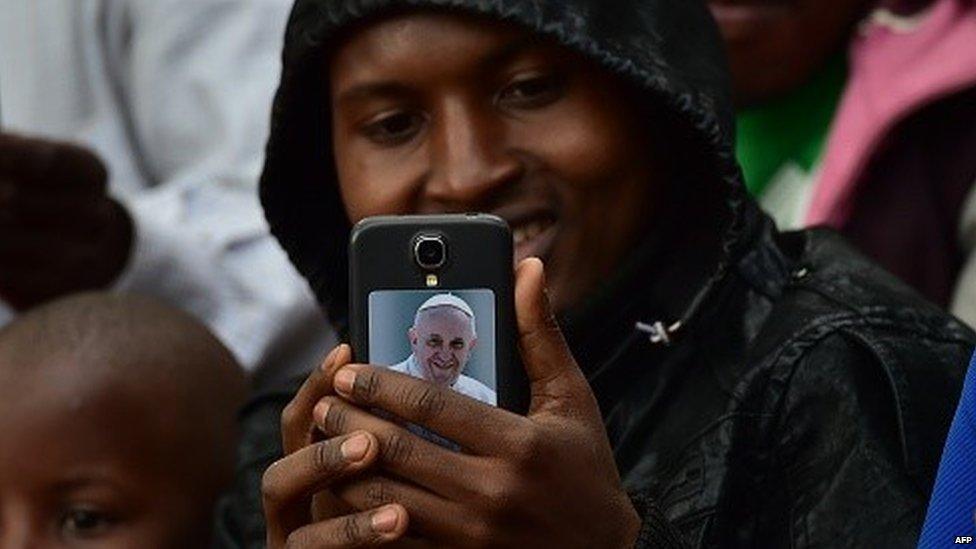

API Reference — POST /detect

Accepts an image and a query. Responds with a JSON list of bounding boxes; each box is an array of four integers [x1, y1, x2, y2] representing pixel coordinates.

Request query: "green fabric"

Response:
[[736, 55, 847, 197]]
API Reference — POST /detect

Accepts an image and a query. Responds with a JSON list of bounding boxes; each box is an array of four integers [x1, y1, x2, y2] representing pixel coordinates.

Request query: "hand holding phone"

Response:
[[263, 258, 641, 549]]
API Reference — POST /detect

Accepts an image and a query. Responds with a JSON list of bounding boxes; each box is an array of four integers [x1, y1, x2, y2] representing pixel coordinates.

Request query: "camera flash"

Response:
[[426, 274, 439, 287]]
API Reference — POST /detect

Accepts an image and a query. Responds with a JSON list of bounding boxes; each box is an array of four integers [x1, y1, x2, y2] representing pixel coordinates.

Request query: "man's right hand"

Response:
[[0, 133, 132, 310], [262, 344, 411, 548]]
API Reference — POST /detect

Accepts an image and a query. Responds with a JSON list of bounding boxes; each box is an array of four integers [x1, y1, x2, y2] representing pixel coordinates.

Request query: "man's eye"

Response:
[[451, 340, 465, 350], [60, 507, 115, 538], [497, 73, 566, 109], [362, 111, 425, 145]]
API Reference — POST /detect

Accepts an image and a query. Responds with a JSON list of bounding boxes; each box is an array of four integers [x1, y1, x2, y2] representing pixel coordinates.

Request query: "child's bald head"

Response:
[[0, 293, 247, 548]]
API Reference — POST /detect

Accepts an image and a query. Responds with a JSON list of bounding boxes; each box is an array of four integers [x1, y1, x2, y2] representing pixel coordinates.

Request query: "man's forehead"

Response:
[[330, 12, 547, 101]]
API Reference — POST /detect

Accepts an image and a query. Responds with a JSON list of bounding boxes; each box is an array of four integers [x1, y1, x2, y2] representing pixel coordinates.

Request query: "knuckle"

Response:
[[398, 384, 447, 424], [510, 428, 546, 466], [313, 439, 344, 474], [354, 370, 381, 402], [521, 325, 549, 353], [324, 401, 349, 434], [380, 431, 414, 465], [363, 480, 397, 507], [481, 466, 520, 508], [463, 518, 496, 549], [336, 515, 367, 545]]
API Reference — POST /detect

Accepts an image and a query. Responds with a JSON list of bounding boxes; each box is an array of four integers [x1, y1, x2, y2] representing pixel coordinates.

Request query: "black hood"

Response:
[[260, 0, 753, 339]]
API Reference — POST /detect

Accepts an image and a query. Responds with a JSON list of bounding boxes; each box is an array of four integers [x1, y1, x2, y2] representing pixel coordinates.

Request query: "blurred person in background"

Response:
[[711, 0, 976, 323], [0, 0, 333, 386]]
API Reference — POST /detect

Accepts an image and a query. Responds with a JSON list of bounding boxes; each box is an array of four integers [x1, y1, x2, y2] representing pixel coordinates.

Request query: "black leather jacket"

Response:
[[584, 213, 973, 547], [213, 0, 974, 547]]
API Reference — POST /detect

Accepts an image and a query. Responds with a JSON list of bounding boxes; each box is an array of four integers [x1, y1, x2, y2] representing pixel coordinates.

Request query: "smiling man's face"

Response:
[[329, 11, 662, 312], [408, 306, 477, 386], [707, 0, 870, 105]]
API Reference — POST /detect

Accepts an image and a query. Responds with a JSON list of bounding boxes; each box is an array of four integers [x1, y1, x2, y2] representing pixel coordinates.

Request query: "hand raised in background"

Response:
[[0, 133, 132, 310]]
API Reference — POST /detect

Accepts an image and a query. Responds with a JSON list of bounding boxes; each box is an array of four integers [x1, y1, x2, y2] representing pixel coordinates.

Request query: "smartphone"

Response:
[[349, 214, 528, 418]]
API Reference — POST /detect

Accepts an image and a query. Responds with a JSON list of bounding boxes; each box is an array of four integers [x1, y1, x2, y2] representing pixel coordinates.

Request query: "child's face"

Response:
[[0, 361, 204, 548]]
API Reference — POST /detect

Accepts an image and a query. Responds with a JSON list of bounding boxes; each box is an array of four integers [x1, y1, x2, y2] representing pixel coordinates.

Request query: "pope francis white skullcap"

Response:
[[415, 293, 477, 334]]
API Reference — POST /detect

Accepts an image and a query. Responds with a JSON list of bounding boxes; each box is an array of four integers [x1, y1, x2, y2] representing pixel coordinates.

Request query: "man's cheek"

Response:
[[335, 160, 422, 220]]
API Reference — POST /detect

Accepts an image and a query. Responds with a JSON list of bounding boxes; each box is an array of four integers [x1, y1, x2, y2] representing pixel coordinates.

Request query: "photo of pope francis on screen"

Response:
[[369, 290, 497, 406]]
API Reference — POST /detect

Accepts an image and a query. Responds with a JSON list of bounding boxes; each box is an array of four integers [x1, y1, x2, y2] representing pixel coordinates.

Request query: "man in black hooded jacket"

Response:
[[213, 0, 974, 547]]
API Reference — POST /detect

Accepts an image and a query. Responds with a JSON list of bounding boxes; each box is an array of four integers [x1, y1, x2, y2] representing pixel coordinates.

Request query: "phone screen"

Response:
[[368, 289, 497, 407]]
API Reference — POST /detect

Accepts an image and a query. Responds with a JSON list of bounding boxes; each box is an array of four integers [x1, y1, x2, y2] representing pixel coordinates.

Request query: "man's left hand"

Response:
[[315, 258, 641, 548]]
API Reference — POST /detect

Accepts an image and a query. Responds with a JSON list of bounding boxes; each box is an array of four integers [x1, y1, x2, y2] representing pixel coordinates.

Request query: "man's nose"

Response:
[[425, 99, 523, 203]]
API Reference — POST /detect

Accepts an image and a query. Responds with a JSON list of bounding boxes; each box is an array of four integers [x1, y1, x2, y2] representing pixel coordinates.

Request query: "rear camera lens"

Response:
[[415, 236, 446, 270]]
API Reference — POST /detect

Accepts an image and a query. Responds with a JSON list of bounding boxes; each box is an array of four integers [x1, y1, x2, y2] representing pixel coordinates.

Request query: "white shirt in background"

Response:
[[0, 0, 334, 385]]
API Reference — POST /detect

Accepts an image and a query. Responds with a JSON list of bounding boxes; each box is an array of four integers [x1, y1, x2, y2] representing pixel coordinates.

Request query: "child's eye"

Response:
[[497, 73, 566, 109], [362, 111, 426, 146], [60, 507, 115, 538]]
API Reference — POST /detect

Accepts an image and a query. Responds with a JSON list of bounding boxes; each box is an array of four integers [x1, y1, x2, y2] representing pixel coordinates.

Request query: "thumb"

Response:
[[515, 258, 590, 411]]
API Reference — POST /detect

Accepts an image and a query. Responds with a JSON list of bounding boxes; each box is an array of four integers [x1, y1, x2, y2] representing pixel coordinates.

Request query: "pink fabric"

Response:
[[806, 0, 976, 226]]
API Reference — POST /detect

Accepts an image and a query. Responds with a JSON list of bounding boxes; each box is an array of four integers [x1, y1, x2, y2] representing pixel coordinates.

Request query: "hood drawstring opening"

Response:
[[635, 320, 683, 346]]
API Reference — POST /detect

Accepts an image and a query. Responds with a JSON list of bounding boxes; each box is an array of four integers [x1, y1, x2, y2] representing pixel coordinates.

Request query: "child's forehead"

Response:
[[1, 350, 140, 399], [0, 390, 169, 491], [0, 357, 180, 457]]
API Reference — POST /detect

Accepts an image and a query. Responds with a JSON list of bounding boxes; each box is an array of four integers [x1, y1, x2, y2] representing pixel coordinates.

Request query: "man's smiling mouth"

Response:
[[513, 218, 554, 247], [511, 217, 559, 264], [493, 205, 560, 264]]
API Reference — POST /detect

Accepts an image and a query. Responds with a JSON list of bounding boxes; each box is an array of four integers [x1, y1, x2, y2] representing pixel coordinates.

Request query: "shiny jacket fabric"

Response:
[[213, 0, 974, 547]]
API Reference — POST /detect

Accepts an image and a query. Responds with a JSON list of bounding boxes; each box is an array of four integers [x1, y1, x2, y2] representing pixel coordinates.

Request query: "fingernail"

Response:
[[313, 401, 330, 425], [320, 345, 341, 372], [341, 433, 370, 461], [334, 368, 356, 395], [371, 506, 399, 533], [535, 257, 548, 283]]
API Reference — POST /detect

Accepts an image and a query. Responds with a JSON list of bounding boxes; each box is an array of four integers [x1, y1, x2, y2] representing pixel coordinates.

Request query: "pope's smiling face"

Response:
[[408, 306, 478, 386]]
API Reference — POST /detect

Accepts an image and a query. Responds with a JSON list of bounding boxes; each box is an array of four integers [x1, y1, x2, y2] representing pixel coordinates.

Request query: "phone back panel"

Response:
[[349, 214, 528, 413]]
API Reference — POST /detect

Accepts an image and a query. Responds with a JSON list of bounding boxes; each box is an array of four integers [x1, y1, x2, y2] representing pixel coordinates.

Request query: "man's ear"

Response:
[[469, 337, 478, 351], [408, 327, 417, 346]]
